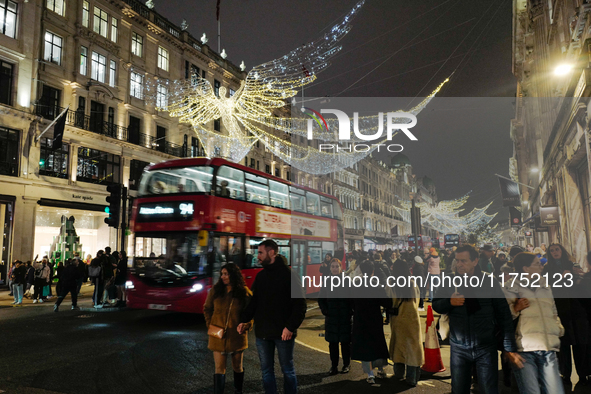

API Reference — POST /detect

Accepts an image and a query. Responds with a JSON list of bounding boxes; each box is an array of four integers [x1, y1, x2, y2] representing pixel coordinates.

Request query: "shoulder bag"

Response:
[[208, 298, 234, 339]]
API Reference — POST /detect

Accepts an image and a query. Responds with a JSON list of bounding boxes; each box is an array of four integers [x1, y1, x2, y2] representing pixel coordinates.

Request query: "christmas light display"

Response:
[[396, 194, 497, 235], [142, 0, 448, 174]]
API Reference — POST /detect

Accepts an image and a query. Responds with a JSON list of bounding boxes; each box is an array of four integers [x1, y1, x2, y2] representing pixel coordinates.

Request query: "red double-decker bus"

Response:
[[127, 158, 344, 313]]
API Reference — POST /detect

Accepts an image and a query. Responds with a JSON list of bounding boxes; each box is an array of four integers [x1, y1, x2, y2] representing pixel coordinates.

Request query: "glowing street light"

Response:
[[554, 64, 572, 76]]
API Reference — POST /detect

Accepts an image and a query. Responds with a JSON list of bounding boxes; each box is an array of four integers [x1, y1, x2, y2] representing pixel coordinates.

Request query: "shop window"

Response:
[[216, 165, 245, 200], [39, 137, 68, 178], [0, 127, 18, 176], [76, 147, 120, 184], [129, 159, 149, 190]]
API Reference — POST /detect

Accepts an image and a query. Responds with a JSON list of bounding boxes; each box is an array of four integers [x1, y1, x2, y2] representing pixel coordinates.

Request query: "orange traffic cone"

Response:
[[421, 305, 446, 373]]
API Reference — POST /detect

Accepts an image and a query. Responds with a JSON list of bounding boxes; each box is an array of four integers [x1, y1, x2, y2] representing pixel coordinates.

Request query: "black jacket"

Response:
[[241, 255, 307, 339], [432, 266, 516, 352], [26, 266, 35, 284], [59, 265, 81, 287], [12, 266, 27, 285], [318, 282, 353, 343]]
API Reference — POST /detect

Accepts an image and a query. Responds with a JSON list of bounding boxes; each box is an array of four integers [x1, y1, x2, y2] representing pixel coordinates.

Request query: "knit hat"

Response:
[[414, 256, 423, 264], [429, 247, 438, 256]]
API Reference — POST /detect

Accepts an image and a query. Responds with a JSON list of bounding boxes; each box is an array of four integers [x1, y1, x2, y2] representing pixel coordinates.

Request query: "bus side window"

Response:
[[269, 180, 289, 209], [306, 192, 320, 215], [217, 166, 245, 200]]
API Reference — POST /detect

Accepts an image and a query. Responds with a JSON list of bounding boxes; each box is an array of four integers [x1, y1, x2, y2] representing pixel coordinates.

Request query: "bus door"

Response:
[[291, 241, 306, 284]]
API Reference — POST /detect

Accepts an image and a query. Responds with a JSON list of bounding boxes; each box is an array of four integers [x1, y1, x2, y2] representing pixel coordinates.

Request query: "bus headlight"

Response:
[[189, 283, 204, 293], [125, 281, 135, 289]]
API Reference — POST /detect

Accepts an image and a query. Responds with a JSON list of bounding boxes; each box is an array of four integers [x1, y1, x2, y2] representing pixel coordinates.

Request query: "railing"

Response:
[[35, 104, 188, 158], [154, 15, 180, 38], [122, 0, 150, 18]]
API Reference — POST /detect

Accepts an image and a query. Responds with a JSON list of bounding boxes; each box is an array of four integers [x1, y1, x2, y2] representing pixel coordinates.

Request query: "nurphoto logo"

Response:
[[301, 107, 418, 153]]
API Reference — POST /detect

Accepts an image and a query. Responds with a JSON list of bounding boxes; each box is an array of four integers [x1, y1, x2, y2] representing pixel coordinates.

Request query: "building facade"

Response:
[[0, 0, 441, 283], [511, 0, 591, 266]]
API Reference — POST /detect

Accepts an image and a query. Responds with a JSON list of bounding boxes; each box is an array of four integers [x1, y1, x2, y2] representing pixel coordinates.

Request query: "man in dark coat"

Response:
[[238, 239, 306, 394], [318, 260, 353, 375], [433, 245, 521, 394], [54, 259, 81, 311], [350, 260, 392, 384]]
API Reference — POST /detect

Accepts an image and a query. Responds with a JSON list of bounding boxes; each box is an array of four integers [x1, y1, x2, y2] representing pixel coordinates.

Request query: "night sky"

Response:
[[157, 0, 515, 223]]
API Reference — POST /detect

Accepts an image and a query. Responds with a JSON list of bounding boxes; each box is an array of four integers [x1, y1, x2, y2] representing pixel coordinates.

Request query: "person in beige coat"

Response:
[[389, 259, 424, 387], [203, 263, 252, 394]]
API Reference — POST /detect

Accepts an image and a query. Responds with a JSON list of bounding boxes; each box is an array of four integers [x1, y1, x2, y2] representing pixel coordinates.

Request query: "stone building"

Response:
[[0, 0, 248, 283], [511, 0, 591, 266]]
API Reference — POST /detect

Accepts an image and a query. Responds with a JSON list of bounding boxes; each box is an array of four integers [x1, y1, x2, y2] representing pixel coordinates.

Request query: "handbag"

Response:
[[208, 298, 234, 339]]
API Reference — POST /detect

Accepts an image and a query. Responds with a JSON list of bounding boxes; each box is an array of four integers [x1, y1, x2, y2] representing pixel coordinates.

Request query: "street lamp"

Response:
[[554, 64, 572, 76], [530, 167, 539, 173]]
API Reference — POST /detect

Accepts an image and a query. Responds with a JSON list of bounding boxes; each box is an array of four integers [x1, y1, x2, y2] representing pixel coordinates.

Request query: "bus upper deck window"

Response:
[[217, 166, 245, 200]]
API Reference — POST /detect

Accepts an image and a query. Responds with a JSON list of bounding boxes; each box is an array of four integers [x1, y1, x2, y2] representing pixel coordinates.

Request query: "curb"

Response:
[[79, 306, 126, 313]]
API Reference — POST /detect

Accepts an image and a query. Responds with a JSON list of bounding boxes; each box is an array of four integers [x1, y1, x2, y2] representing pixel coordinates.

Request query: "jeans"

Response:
[[512, 351, 564, 394], [329, 342, 351, 368], [33, 278, 46, 300], [450, 344, 498, 394], [13, 284, 23, 303], [93, 278, 104, 305], [361, 359, 385, 377], [255, 338, 297, 394], [394, 363, 421, 386]]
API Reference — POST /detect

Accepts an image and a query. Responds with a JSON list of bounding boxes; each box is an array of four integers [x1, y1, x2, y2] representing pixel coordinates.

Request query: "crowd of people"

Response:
[[7, 246, 128, 311], [204, 241, 591, 394]]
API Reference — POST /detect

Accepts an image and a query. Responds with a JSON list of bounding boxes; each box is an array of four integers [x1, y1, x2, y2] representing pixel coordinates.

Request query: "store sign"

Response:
[[540, 206, 559, 226], [256, 209, 331, 238], [137, 202, 194, 222]]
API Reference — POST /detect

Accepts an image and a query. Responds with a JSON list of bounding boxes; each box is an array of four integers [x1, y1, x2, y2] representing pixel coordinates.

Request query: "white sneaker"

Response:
[[376, 370, 387, 379], [94, 304, 103, 309], [33, 299, 38, 304], [11, 301, 17, 305], [39, 299, 44, 303], [418, 307, 425, 312], [367, 376, 375, 384]]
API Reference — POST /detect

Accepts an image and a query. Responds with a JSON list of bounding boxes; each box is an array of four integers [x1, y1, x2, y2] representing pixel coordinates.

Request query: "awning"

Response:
[[38, 198, 107, 213]]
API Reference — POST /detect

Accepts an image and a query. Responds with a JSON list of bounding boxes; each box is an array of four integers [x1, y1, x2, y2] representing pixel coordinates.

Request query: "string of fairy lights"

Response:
[[395, 193, 498, 235], [140, 0, 451, 174]]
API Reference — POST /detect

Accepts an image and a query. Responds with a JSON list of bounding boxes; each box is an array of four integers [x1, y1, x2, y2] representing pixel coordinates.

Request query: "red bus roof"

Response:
[[146, 157, 340, 202]]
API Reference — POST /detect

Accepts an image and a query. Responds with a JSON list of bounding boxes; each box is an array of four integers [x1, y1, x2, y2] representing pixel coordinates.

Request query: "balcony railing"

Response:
[[35, 104, 188, 158]]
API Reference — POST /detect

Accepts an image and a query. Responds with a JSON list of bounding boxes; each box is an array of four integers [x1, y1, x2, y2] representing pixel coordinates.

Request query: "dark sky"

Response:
[[157, 0, 515, 223]]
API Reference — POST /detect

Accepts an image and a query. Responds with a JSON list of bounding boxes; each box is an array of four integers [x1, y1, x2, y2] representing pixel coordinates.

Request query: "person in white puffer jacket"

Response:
[[503, 252, 565, 394]]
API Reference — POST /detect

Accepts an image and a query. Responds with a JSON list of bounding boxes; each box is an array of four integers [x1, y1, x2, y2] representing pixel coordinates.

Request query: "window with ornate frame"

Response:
[[0, 0, 17, 38], [93, 6, 108, 38], [131, 32, 143, 57], [46, 0, 64, 16], [44, 31, 62, 65]]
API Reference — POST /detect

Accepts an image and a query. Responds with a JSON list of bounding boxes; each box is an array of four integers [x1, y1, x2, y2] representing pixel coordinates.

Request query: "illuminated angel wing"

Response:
[[144, 76, 221, 126], [234, 0, 366, 118]]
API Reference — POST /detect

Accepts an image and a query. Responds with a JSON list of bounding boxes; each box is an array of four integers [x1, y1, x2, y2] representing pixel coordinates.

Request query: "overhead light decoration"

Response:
[[142, 0, 446, 174], [553, 64, 572, 76], [395, 193, 497, 235]]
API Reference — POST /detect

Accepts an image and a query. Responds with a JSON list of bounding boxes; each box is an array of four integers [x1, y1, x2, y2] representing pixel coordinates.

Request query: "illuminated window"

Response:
[[46, 0, 64, 16], [44, 32, 62, 65], [93, 7, 108, 38], [82, 1, 89, 27], [110, 17, 118, 43], [157, 46, 169, 71], [131, 32, 143, 57], [130, 72, 143, 99], [91, 52, 106, 83]]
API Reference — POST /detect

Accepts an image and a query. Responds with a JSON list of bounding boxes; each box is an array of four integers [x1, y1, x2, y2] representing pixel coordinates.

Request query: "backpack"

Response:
[[88, 265, 101, 278]]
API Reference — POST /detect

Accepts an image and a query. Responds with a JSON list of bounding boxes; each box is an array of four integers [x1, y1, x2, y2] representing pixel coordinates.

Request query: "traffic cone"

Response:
[[421, 305, 446, 373]]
